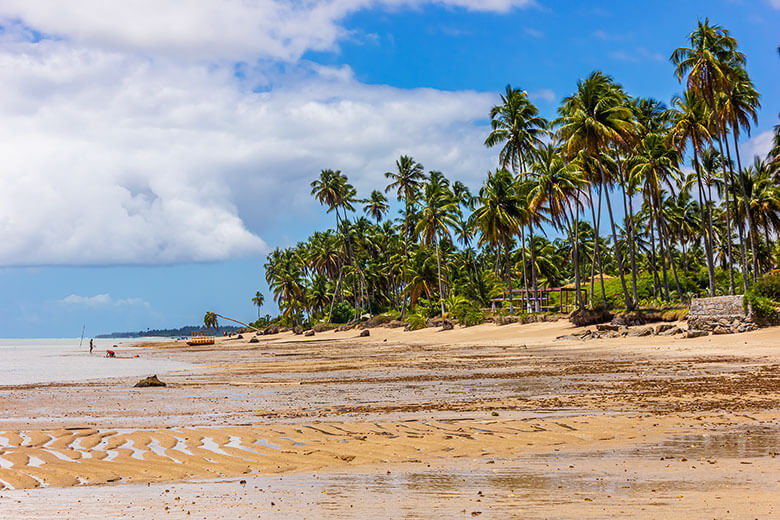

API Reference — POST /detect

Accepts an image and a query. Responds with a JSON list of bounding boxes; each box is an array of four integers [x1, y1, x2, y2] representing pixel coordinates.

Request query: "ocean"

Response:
[[0, 338, 190, 386]]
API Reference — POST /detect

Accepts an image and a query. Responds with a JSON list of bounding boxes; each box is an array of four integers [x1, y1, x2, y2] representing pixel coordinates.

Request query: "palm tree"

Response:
[[669, 91, 716, 296], [485, 85, 548, 174], [557, 71, 636, 310], [526, 143, 587, 308], [415, 173, 459, 316], [251, 291, 264, 319], [204, 311, 218, 329], [385, 155, 425, 316], [363, 190, 389, 223], [471, 169, 522, 313]]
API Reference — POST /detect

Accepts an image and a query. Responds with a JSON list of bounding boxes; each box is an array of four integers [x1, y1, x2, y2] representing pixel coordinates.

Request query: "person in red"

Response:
[[105, 350, 115, 358]]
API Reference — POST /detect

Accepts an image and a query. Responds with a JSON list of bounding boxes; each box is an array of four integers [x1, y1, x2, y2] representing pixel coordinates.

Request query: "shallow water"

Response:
[[0, 338, 190, 386]]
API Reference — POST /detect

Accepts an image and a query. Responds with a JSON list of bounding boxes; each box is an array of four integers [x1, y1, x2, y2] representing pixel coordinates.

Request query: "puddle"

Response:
[[118, 439, 145, 461], [200, 437, 228, 456], [27, 456, 44, 468], [253, 438, 280, 450], [0, 455, 13, 469], [637, 427, 779, 460], [148, 438, 182, 464], [172, 437, 193, 455], [226, 436, 258, 454]]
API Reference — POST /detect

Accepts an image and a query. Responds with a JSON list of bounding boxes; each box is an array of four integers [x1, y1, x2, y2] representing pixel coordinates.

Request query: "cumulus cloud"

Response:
[[60, 293, 149, 307], [0, 0, 532, 61], [741, 130, 774, 161], [0, 0, 533, 267]]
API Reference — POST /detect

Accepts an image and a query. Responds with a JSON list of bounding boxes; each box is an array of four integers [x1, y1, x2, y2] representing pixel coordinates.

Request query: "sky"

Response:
[[0, 0, 778, 338]]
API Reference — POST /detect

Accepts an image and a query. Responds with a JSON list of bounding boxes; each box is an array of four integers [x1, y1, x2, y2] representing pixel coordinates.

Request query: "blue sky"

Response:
[[0, 0, 778, 337]]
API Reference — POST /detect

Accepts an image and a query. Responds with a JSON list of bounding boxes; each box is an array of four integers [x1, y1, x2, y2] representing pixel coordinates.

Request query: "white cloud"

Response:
[[0, 0, 532, 61], [61, 293, 149, 307], [0, 0, 536, 267], [528, 88, 556, 102], [741, 130, 774, 161]]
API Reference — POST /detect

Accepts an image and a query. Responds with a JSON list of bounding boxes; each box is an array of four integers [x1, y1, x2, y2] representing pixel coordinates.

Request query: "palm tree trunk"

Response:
[[715, 134, 735, 295], [692, 146, 716, 296], [733, 127, 758, 280], [571, 197, 584, 310], [528, 224, 540, 312], [505, 240, 514, 314], [653, 201, 671, 302], [618, 160, 639, 307], [519, 226, 529, 311], [327, 267, 343, 324], [587, 183, 606, 307], [435, 235, 445, 317], [564, 200, 583, 311], [649, 210, 659, 299], [596, 156, 632, 310], [723, 132, 750, 293]]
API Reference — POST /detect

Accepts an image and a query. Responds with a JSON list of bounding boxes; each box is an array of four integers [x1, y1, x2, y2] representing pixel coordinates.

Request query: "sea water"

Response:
[[0, 338, 190, 386]]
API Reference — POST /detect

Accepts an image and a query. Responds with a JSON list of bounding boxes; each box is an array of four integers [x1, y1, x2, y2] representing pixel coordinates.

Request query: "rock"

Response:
[[263, 324, 279, 335], [236, 334, 243, 339], [440, 319, 454, 331], [627, 327, 653, 337], [686, 329, 710, 338], [359, 329, 370, 337], [336, 324, 354, 332], [426, 317, 444, 327], [313, 323, 329, 333], [248, 337, 259, 343], [655, 323, 675, 334], [569, 308, 613, 327], [134, 375, 166, 388], [385, 320, 405, 328], [659, 326, 682, 336], [713, 325, 731, 335], [596, 323, 620, 332], [293, 326, 303, 335], [304, 330, 315, 337], [555, 334, 584, 342]]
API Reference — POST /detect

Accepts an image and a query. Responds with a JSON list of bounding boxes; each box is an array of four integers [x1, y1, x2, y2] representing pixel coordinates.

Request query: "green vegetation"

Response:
[[260, 19, 780, 328]]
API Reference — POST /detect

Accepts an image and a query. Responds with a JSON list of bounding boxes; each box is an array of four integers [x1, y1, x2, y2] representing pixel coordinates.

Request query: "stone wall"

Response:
[[687, 295, 757, 334]]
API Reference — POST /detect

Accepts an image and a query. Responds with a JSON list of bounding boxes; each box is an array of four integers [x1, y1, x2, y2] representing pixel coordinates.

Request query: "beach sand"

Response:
[[0, 320, 778, 518]]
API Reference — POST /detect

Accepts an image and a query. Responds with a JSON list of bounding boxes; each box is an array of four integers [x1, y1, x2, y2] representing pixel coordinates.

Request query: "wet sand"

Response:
[[1, 320, 778, 518]]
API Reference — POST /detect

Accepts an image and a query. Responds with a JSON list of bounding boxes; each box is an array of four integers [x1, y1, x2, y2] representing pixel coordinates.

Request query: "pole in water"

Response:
[[79, 323, 86, 348]]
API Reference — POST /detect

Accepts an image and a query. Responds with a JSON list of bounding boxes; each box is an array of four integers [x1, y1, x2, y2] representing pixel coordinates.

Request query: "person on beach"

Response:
[[89, 338, 94, 354]]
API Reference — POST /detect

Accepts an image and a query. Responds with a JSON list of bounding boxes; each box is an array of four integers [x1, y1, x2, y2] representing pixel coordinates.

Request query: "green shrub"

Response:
[[405, 311, 427, 330], [744, 292, 778, 326], [451, 300, 485, 327], [751, 272, 780, 300], [330, 302, 354, 324]]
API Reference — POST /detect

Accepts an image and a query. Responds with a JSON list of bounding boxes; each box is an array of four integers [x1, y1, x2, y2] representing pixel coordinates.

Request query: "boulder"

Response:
[[426, 317, 444, 328], [359, 329, 370, 337], [304, 330, 315, 337], [293, 326, 303, 335], [385, 320, 405, 329], [263, 324, 279, 335], [440, 319, 454, 331], [712, 325, 731, 335], [655, 323, 675, 335], [596, 323, 620, 332], [236, 334, 244, 339], [248, 337, 259, 343], [569, 308, 613, 327], [685, 329, 710, 338], [626, 327, 653, 337], [658, 326, 683, 336], [555, 334, 585, 342], [313, 323, 329, 333], [134, 375, 166, 388]]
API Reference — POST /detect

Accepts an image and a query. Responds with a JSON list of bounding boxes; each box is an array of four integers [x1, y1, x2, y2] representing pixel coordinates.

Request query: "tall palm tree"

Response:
[[251, 291, 264, 319], [669, 91, 716, 296], [485, 85, 548, 174], [557, 71, 636, 310], [471, 169, 522, 313], [415, 174, 459, 316]]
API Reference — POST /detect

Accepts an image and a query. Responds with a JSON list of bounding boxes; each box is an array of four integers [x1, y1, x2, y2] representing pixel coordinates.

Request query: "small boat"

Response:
[[187, 330, 216, 346]]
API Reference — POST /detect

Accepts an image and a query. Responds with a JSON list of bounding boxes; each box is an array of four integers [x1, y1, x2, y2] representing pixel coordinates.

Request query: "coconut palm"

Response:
[[251, 291, 264, 319], [470, 169, 522, 313], [415, 174, 459, 316], [485, 85, 548, 174], [363, 190, 389, 223], [557, 71, 636, 310]]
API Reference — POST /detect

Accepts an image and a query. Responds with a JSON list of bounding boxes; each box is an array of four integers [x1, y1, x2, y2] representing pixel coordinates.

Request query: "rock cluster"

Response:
[[686, 295, 758, 335], [134, 375, 166, 388], [556, 322, 683, 341]]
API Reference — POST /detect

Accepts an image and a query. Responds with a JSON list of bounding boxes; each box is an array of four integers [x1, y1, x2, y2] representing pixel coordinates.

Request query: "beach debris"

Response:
[[359, 329, 370, 337], [304, 330, 315, 337], [134, 375, 167, 388]]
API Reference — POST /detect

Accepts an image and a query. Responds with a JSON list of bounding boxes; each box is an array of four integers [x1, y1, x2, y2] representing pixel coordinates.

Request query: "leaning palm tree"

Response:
[[556, 71, 636, 310], [415, 175, 459, 316], [204, 311, 262, 332]]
